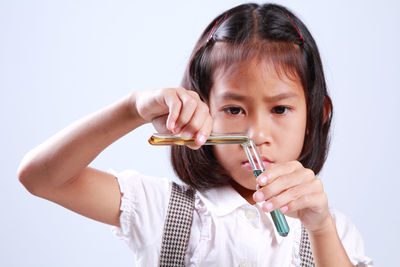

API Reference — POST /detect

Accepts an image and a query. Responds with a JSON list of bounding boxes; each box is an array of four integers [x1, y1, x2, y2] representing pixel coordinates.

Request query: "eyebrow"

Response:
[[218, 91, 299, 102]]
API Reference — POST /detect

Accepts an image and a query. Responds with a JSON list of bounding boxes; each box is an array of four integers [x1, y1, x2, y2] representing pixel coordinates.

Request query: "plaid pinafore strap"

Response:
[[159, 182, 315, 266], [300, 226, 315, 266], [160, 182, 195, 266]]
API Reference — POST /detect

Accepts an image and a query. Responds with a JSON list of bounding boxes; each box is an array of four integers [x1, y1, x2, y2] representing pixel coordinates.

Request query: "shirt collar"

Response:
[[197, 185, 297, 244], [197, 184, 248, 216]]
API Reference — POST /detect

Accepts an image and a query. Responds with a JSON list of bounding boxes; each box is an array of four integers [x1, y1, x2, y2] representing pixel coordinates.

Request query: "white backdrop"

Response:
[[1, 0, 398, 266]]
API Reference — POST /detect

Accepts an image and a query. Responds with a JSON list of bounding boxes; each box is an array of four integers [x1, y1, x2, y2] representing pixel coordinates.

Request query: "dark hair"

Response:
[[171, 3, 333, 190]]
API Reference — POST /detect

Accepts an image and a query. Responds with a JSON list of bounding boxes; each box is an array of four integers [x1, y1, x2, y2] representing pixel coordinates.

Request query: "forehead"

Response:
[[207, 41, 305, 95], [211, 58, 304, 101]]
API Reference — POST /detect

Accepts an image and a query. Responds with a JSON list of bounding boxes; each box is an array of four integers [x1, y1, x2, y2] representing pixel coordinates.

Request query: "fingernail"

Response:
[[174, 127, 181, 133], [253, 191, 264, 202], [169, 121, 175, 130], [280, 206, 288, 213], [182, 131, 192, 139], [259, 175, 267, 185], [264, 202, 273, 212], [197, 134, 207, 145]]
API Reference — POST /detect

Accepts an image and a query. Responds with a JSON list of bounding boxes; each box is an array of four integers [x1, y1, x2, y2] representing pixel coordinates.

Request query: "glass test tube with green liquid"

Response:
[[243, 139, 290, 237], [149, 133, 290, 237]]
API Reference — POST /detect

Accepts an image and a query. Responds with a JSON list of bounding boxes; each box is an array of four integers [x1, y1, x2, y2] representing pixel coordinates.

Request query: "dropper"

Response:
[[148, 133, 290, 237]]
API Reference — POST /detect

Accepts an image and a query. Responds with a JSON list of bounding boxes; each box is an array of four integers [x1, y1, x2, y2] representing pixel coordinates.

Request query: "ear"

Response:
[[323, 96, 332, 124]]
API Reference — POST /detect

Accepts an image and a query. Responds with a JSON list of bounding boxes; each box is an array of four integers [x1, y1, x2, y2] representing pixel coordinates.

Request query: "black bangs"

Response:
[[207, 41, 307, 94]]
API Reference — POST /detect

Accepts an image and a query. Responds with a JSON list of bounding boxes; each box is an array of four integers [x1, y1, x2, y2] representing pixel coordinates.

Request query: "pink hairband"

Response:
[[206, 13, 229, 43], [286, 13, 305, 44]]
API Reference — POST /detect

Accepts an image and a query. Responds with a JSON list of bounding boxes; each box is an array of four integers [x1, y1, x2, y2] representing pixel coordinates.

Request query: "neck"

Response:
[[229, 179, 256, 205]]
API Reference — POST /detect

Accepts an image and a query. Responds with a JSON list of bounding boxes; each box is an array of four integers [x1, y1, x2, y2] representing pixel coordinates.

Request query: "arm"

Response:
[[18, 88, 212, 226], [18, 93, 145, 226], [308, 215, 355, 267]]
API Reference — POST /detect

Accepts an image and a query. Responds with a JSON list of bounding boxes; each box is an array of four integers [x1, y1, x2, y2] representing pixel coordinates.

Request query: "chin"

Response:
[[246, 183, 258, 191], [230, 177, 257, 191]]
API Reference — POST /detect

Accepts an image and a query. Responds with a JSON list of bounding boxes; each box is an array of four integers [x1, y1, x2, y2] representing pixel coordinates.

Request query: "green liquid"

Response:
[[253, 169, 263, 177], [253, 169, 290, 237]]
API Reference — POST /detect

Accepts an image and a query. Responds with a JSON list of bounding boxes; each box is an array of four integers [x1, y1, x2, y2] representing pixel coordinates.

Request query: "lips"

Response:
[[242, 157, 273, 170]]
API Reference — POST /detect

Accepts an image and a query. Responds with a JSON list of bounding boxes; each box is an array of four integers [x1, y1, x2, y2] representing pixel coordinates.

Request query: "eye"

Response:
[[223, 106, 245, 115], [271, 106, 291, 115]]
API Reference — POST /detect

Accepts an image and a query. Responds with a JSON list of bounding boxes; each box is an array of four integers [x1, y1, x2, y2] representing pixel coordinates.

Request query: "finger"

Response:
[[281, 191, 328, 215], [185, 116, 213, 150], [163, 90, 182, 132], [256, 161, 305, 187], [260, 180, 319, 212], [186, 89, 202, 100], [180, 102, 210, 139], [253, 167, 316, 203], [195, 115, 213, 146], [174, 89, 199, 134]]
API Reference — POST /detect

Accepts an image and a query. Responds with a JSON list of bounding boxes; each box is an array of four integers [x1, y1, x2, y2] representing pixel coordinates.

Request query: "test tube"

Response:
[[148, 133, 290, 237], [148, 132, 249, 146], [242, 140, 290, 237]]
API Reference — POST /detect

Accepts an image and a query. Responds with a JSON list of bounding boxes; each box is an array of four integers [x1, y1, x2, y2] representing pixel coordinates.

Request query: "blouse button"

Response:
[[238, 261, 251, 267], [244, 209, 257, 220]]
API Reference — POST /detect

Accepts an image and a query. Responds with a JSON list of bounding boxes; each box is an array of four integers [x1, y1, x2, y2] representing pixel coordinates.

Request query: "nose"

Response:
[[247, 112, 272, 146]]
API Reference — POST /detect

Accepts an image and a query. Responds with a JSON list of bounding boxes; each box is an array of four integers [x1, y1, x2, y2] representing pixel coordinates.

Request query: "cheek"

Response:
[[213, 145, 230, 168], [212, 118, 225, 132], [212, 145, 240, 173], [281, 115, 307, 159], [211, 115, 228, 132], [286, 132, 305, 159]]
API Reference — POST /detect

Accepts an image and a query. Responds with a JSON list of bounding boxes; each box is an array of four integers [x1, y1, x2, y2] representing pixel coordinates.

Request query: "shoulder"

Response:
[[329, 207, 364, 247], [109, 169, 179, 251], [108, 169, 173, 199], [329, 208, 361, 239], [108, 169, 194, 213], [329, 208, 373, 266]]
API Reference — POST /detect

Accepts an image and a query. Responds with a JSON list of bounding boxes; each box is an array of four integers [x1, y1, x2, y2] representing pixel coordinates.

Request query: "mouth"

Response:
[[241, 156, 273, 170]]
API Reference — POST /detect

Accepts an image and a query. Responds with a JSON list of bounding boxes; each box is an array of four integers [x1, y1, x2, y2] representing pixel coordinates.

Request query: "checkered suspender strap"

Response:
[[300, 226, 315, 266], [159, 182, 195, 267]]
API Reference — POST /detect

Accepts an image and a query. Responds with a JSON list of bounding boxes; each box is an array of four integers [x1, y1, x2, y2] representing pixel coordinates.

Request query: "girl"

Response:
[[18, 3, 372, 266]]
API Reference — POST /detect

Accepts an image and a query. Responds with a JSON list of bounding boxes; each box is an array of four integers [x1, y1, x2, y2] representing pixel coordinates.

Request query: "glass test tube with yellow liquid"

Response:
[[149, 133, 290, 237]]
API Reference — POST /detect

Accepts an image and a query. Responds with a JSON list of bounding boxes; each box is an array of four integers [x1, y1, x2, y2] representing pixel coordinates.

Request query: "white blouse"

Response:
[[109, 169, 373, 267]]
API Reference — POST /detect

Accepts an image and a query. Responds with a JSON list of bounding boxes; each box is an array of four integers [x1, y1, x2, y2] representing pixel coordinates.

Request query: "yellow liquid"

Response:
[[148, 133, 249, 146]]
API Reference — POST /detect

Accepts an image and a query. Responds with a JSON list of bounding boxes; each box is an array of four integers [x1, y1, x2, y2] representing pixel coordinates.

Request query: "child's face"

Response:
[[209, 59, 307, 196]]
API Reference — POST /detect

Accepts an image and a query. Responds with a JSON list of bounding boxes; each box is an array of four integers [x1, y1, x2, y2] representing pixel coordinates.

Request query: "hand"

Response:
[[252, 161, 331, 233], [134, 87, 213, 148]]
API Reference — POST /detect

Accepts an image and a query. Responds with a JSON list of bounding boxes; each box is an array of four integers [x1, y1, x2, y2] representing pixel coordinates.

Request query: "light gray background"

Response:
[[1, 0, 398, 266]]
